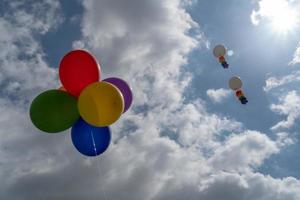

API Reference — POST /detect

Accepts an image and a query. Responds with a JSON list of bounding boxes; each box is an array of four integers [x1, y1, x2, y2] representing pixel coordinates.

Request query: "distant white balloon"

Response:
[[213, 44, 226, 58], [229, 76, 243, 90]]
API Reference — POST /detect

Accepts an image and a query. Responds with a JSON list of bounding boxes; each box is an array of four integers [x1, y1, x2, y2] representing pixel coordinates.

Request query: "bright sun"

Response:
[[270, 5, 298, 33], [258, 0, 299, 34]]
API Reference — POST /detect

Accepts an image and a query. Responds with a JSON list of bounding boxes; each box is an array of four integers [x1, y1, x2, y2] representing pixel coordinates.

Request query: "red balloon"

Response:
[[59, 50, 100, 97]]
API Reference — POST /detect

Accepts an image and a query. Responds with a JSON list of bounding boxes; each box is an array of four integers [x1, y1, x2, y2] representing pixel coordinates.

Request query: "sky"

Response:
[[1, 0, 300, 199]]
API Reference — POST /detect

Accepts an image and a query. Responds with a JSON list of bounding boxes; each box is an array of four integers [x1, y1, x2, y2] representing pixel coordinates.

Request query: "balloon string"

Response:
[[91, 131, 97, 153], [91, 130, 109, 200]]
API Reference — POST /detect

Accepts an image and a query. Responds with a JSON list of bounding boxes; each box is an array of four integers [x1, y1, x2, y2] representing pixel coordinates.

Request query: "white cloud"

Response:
[[199, 172, 300, 200], [264, 70, 300, 91], [209, 131, 279, 173], [276, 132, 296, 147], [206, 88, 231, 103], [251, 10, 260, 26], [290, 44, 300, 65], [6, 0, 63, 35], [161, 100, 242, 148], [0, 0, 62, 105], [270, 91, 300, 130]]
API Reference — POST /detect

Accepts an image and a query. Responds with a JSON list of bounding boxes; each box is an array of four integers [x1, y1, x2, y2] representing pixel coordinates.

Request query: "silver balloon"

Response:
[[229, 76, 243, 90], [213, 44, 226, 58]]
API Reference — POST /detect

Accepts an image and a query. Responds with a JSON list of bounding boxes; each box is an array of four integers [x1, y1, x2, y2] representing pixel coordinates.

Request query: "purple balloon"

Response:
[[103, 77, 133, 113]]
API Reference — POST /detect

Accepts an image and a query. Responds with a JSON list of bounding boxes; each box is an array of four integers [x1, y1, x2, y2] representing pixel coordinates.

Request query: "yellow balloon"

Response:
[[78, 82, 124, 127]]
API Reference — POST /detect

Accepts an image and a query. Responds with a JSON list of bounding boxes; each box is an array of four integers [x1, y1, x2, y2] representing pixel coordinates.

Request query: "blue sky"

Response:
[[41, 0, 83, 68], [1, 0, 300, 199]]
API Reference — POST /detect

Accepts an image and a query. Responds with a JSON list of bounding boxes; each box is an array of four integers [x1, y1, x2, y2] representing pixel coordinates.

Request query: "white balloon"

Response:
[[213, 44, 226, 58], [229, 76, 243, 90]]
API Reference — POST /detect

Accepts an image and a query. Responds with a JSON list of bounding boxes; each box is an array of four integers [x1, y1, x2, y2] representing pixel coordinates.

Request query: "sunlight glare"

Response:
[[259, 0, 298, 34]]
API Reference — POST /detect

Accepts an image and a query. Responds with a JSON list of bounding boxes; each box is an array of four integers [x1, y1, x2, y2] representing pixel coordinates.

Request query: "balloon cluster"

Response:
[[30, 50, 133, 156], [213, 44, 248, 105], [213, 45, 229, 69], [228, 76, 248, 105]]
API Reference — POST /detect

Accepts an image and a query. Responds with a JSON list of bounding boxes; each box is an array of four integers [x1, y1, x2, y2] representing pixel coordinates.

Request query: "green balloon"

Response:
[[30, 90, 80, 133]]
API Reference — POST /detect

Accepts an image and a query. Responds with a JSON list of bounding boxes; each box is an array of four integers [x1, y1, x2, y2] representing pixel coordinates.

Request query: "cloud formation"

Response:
[[206, 88, 231, 103], [0, 0, 299, 199], [290, 44, 300, 65], [270, 90, 300, 131], [209, 131, 279, 173], [264, 71, 300, 91], [0, 0, 62, 105]]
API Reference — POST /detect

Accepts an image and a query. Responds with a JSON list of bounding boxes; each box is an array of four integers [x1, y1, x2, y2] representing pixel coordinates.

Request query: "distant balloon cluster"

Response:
[[213, 45, 248, 105], [30, 50, 133, 156], [213, 45, 229, 69], [229, 76, 248, 104]]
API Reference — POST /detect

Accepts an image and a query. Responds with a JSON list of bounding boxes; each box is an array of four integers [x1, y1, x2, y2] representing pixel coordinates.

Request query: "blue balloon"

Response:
[[71, 119, 111, 156]]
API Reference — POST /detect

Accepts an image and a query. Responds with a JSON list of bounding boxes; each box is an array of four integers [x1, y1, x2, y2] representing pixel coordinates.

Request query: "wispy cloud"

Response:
[[264, 71, 300, 91], [290, 44, 300, 65], [270, 91, 300, 131]]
